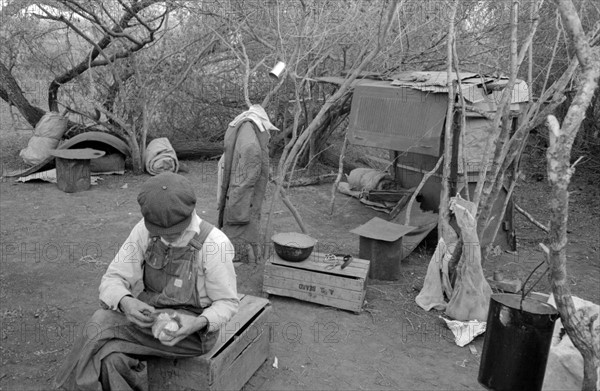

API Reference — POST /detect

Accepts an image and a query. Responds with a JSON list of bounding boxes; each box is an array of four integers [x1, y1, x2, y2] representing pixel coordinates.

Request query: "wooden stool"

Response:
[[50, 148, 105, 193], [147, 294, 271, 391], [350, 217, 416, 280]]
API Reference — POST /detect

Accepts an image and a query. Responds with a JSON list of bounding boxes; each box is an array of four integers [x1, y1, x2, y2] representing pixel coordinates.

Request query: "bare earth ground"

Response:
[[0, 135, 598, 390]]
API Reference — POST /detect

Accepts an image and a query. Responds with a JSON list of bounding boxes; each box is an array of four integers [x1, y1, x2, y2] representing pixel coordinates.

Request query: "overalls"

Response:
[[54, 221, 218, 391], [137, 221, 211, 315]]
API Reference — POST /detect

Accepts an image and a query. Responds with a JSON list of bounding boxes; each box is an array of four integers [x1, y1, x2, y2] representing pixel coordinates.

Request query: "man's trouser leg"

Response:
[[100, 352, 147, 391], [54, 309, 217, 390]]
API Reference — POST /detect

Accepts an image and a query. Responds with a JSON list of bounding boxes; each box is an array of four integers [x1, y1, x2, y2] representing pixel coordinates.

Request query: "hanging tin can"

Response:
[[269, 62, 286, 79]]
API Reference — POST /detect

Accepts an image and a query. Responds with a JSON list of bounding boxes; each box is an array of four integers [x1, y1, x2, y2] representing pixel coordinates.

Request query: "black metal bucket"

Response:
[[478, 293, 559, 391]]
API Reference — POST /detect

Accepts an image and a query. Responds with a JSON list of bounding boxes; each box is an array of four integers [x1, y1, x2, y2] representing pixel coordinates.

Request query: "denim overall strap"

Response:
[[188, 220, 215, 251]]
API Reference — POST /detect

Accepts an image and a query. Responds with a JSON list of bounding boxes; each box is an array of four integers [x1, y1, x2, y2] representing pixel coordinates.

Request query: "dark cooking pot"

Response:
[[478, 293, 559, 391], [272, 232, 317, 262]]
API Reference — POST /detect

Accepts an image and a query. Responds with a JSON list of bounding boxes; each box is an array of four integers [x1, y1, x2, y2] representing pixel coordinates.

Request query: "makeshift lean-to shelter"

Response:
[[4, 131, 130, 179], [320, 71, 529, 255]]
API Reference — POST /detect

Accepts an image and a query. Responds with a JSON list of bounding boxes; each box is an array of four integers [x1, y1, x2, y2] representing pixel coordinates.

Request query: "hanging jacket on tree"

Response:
[[217, 119, 270, 261]]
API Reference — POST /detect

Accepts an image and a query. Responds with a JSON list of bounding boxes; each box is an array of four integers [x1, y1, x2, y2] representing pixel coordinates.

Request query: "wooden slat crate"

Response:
[[147, 294, 271, 391], [263, 252, 370, 313]]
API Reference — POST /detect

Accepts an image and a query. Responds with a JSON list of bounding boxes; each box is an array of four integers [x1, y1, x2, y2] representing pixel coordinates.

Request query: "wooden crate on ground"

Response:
[[147, 294, 271, 391], [263, 252, 370, 313]]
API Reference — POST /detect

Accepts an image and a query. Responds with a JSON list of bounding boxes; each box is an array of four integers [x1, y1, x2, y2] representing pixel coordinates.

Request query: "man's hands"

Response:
[[159, 313, 208, 347], [118, 296, 208, 345], [119, 296, 155, 328]]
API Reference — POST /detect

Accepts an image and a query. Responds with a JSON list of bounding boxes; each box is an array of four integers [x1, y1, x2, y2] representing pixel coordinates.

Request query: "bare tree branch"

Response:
[[514, 203, 549, 233], [153, 38, 220, 109], [544, 1, 600, 388], [329, 136, 348, 214], [40, 0, 166, 111], [406, 155, 443, 226], [438, 0, 458, 240], [0, 60, 46, 126]]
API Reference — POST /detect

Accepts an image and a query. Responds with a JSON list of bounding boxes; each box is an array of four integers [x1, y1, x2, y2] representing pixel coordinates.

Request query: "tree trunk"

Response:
[[546, 115, 600, 391], [329, 136, 349, 214], [128, 132, 144, 175], [103, 69, 134, 113], [475, 0, 520, 233], [545, 1, 600, 389], [0, 61, 45, 127], [438, 0, 458, 241], [313, 91, 352, 153], [169, 140, 224, 160]]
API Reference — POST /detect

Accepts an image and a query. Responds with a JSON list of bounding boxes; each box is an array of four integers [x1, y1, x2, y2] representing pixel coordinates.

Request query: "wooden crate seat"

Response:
[[147, 294, 271, 391]]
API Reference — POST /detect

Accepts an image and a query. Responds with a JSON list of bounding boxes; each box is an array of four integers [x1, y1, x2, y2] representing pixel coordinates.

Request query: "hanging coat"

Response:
[[217, 120, 270, 255]]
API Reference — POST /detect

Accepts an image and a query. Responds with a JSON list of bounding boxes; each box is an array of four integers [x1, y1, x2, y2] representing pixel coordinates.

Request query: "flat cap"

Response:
[[137, 172, 196, 236]]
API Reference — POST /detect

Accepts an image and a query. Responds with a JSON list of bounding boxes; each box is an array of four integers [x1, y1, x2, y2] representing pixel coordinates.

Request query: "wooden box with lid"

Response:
[[263, 251, 370, 313]]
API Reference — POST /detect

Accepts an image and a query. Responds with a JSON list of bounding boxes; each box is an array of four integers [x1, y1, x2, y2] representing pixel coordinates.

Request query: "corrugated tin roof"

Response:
[[314, 76, 370, 86], [316, 72, 530, 104], [390, 71, 529, 104], [390, 71, 481, 87]]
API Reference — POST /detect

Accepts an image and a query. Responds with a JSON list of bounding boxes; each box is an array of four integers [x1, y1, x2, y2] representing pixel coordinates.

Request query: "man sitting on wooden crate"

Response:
[[54, 172, 239, 390]]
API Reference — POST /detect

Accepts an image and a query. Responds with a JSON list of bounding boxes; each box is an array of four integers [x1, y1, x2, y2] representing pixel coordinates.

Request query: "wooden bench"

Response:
[[147, 294, 271, 391]]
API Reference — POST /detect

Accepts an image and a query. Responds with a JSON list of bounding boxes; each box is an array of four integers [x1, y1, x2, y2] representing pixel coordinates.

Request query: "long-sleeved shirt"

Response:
[[99, 212, 239, 333]]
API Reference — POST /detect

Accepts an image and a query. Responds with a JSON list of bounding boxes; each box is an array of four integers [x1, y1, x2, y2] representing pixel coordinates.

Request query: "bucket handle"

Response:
[[520, 259, 549, 310]]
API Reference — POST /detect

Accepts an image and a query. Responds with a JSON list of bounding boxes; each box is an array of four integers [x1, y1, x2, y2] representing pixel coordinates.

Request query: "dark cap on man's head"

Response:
[[137, 172, 196, 236]]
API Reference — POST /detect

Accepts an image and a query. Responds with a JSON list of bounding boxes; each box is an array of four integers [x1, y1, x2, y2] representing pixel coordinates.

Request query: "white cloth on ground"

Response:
[[17, 169, 102, 185], [440, 316, 486, 347]]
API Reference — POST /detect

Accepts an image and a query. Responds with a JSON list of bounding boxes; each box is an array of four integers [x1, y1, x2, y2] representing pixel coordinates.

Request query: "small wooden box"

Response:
[[351, 217, 416, 281], [263, 252, 370, 313], [51, 148, 105, 193], [147, 294, 271, 391], [55, 157, 92, 193]]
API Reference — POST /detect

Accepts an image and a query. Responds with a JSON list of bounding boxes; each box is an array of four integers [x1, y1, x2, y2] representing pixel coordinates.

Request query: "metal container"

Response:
[[478, 293, 559, 391], [272, 232, 316, 262], [269, 62, 286, 79]]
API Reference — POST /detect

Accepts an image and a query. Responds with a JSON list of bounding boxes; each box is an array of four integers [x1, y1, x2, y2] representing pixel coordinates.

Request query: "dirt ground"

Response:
[[0, 150, 598, 390]]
